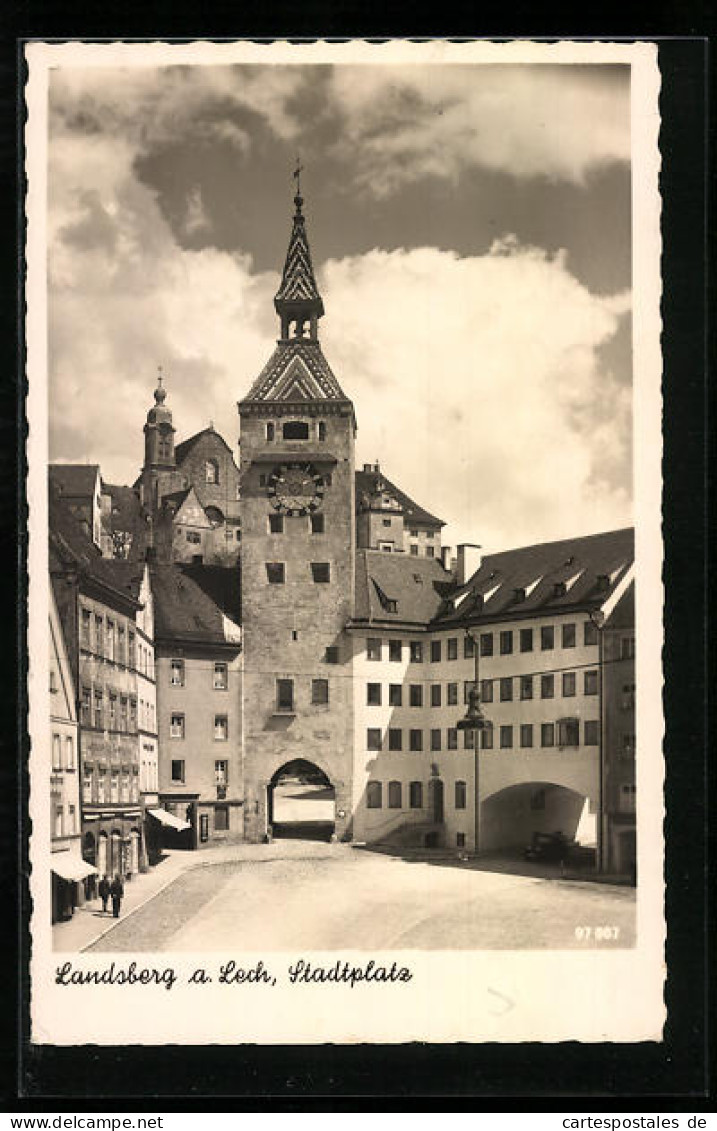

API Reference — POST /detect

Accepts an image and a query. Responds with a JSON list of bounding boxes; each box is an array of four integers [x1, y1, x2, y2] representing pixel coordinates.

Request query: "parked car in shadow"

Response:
[[523, 831, 573, 863]]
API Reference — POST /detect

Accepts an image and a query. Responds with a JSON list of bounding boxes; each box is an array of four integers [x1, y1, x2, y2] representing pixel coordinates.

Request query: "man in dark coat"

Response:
[[110, 874, 124, 918], [98, 875, 111, 914]]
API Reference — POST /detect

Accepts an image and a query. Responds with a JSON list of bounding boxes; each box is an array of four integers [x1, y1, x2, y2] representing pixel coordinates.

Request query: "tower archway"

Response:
[[268, 759, 335, 842]]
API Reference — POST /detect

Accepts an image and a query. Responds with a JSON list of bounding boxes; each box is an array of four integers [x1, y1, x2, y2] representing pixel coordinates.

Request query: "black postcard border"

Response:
[[5, 27, 711, 1106]]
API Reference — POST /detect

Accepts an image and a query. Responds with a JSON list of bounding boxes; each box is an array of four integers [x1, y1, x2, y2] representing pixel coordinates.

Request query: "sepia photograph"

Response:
[[26, 39, 664, 1046]]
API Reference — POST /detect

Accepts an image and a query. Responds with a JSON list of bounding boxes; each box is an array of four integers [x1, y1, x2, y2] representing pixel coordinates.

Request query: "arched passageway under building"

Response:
[[268, 759, 335, 842], [480, 781, 596, 856]]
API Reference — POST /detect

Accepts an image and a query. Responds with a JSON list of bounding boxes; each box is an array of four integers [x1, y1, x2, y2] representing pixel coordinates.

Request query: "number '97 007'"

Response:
[[575, 925, 620, 941]]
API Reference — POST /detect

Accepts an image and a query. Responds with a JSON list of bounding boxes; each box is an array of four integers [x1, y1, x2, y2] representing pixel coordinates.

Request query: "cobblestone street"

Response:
[[85, 841, 636, 952]]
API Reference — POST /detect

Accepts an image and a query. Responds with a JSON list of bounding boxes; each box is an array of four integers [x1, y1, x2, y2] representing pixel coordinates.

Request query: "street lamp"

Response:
[[456, 631, 491, 855]]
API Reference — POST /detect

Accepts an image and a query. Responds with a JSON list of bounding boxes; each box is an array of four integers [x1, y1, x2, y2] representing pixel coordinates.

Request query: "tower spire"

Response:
[[274, 161, 324, 340]]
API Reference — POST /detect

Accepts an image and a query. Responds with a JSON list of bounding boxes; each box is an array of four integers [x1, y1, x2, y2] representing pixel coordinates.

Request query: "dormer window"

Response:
[[283, 421, 309, 440]]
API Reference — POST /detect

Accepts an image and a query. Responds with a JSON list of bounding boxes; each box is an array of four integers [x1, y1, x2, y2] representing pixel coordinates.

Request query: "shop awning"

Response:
[[148, 807, 191, 832], [51, 852, 98, 882]]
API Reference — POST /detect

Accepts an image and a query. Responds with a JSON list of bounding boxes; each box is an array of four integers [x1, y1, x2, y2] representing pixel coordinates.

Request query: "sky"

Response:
[[47, 59, 633, 552]]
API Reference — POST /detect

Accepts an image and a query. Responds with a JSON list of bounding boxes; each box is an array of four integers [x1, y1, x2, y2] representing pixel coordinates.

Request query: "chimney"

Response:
[[362, 463, 372, 473], [456, 543, 482, 586]]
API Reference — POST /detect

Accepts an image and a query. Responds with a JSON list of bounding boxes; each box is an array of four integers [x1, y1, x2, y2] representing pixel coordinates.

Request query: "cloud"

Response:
[[183, 185, 212, 237], [328, 64, 630, 194], [49, 64, 305, 157], [319, 240, 632, 550]]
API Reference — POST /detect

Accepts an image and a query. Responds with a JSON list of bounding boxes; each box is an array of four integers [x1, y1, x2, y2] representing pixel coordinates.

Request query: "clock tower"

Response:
[[238, 178, 357, 843]]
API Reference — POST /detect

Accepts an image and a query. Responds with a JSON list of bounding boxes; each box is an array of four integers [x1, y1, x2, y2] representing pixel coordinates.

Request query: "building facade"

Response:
[[138, 379, 241, 566], [347, 531, 635, 869], [135, 563, 160, 865], [153, 563, 243, 847], [50, 487, 147, 887], [601, 580, 636, 877], [49, 583, 88, 921]]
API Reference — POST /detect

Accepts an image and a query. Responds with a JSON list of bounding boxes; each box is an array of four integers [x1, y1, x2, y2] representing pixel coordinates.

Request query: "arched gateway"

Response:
[[268, 759, 336, 842]]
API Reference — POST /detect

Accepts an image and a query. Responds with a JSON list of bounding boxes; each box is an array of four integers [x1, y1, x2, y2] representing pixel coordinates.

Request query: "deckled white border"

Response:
[[26, 38, 664, 1045]]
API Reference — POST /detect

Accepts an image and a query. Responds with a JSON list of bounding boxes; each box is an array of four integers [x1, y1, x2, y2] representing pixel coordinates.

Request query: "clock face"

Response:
[[267, 463, 325, 516]]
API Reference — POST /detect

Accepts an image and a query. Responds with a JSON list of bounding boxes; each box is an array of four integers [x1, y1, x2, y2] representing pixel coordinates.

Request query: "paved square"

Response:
[[87, 842, 636, 952]]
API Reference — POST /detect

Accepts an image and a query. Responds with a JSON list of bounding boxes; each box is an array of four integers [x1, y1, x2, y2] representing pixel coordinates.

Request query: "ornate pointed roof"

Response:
[[241, 176, 353, 415], [240, 338, 351, 406], [274, 191, 324, 319]]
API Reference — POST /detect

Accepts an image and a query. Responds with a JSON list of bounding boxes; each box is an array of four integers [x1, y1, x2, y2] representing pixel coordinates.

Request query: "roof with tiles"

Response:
[[239, 338, 351, 406], [354, 550, 450, 626], [49, 463, 100, 499], [48, 482, 143, 608], [151, 562, 241, 648], [160, 487, 192, 510], [605, 578, 635, 630], [174, 427, 237, 467], [355, 467, 444, 528], [352, 528, 633, 630], [274, 200, 324, 312], [103, 483, 144, 529], [435, 528, 635, 627]]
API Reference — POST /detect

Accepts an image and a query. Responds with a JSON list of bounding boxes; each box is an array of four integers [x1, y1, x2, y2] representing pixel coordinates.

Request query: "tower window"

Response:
[[266, 562, 285, 584], [317, 421, 326, 441], [266, 423, 275, 441], [205, 459, 219, 485], [276, 679, 294, 712], [311, 562, 331, 583], [283, 421, 309, 440], [312, 679, 329, 705], [268, 514, 284, 534], [311, 514, 325, 534]]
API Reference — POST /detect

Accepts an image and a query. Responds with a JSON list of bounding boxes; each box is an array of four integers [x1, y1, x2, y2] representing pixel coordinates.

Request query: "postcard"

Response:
[[26, 38, 664, 1045]]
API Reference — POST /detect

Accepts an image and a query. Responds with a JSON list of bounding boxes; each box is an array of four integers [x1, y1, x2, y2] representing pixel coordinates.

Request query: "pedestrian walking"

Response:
[[98, 874, 111, 914], [110, 873, 124, 918]]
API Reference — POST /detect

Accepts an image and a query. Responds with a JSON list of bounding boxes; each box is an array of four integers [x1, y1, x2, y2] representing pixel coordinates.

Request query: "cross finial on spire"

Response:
[[293, 155, 303, 194], [154, 364, 167, 404], [293, 155, 304, 213]]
